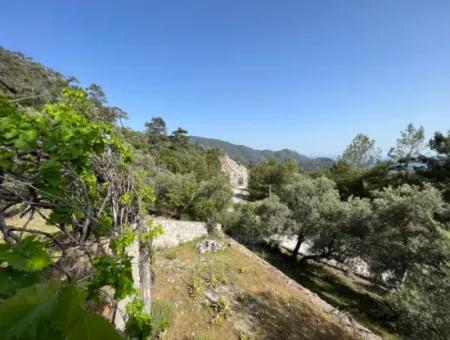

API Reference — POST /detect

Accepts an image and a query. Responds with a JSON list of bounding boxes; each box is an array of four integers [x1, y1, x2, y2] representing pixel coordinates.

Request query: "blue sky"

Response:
[[1, 1, 450, 157]]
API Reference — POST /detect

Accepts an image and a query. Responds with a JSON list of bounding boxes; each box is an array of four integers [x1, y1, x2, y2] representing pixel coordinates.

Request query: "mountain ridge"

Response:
[[190, 136, 334, 171]]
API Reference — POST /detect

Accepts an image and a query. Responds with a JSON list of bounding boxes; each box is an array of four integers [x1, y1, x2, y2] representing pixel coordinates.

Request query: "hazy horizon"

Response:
[[2, 0, 450, 157]]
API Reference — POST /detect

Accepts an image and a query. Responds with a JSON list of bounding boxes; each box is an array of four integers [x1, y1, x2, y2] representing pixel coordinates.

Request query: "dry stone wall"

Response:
[[152, 218, 214, 249]]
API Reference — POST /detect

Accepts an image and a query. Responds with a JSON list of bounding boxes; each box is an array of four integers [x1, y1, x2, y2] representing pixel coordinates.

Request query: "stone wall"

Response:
[[152, 218, 216, 249]]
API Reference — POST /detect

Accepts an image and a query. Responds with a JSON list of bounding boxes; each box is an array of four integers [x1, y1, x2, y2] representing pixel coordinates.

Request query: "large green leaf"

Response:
[[0, 284, 122, 340], [0, 284, 60, 339], [0, 266, 42, 298], [13, 129, 38, 152], [0, 236, 52, 272], [39, 159, 62, 186]]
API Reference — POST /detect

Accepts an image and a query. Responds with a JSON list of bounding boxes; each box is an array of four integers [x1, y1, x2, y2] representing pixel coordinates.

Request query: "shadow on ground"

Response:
[[238, 290, 358, 340], [249, 246, 398, 338]]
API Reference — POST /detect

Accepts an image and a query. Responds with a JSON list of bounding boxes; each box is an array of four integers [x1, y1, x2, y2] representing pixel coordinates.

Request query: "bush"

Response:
[[125, 299, 174, 339]]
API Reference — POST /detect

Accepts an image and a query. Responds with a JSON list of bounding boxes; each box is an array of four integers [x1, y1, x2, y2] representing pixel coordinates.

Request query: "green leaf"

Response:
[[0, 284, 122, 340], [47, 206, 73, 225], [0, 284, 60, 339], [0, 236, 52, 272], [0, 267, 42, 298], [39, 159, 62, 186], [51, 285, 122, 340], [13, 129, 38, 152]]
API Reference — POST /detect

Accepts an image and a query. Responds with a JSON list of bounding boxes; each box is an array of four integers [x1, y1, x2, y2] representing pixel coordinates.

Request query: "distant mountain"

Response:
[[190, 136, 334, 171]]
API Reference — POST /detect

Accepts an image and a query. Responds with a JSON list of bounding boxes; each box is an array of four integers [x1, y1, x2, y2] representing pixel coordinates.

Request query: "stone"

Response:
[[196, 239, 223, 254]]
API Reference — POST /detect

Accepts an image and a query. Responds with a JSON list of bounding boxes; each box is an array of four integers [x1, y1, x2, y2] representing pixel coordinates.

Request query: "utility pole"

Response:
[[268, 184, 272, 198]]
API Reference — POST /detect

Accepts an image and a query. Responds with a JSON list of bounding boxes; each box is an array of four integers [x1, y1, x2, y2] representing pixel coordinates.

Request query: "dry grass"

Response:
[[255, 247, 399, 340], [2, 211, 59, 243], [153, 237, 368, 340]]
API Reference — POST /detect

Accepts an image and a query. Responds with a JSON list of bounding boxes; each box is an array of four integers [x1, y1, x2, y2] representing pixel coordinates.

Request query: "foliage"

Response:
[[152, 169, 232, 221], [0, 47, 71, 107], [388, 123, 425, 164], [340, 133, 381, 168], [420, 130, 450, 202], [125, 298, 173, 339], [387, 267, 450, 339], [0, 283, 121, 340], [248, 157, 298, 200], [209, 297, 231, 324], [145, 116, 168, 144], [328, 159, 419, 199], [190, 136, 335, 171], [326, 160, 366, 199], [188, 176, 232, 222], [0, 89, 156, 338], [0, 236, 52, 272], [367, 183, 448, 285], [279, 175, 342, 259]]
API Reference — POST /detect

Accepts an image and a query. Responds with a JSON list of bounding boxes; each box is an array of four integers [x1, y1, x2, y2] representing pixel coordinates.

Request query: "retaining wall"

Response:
[[152, 218, 220, 249]]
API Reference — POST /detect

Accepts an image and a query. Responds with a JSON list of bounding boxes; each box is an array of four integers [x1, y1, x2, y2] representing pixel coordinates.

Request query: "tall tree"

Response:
[[388, 123, 425, 164], [420, 130, 450, 202], [145, 117, 167, 139], [170, 127, 189, 148], [341, 133, 381, 168]]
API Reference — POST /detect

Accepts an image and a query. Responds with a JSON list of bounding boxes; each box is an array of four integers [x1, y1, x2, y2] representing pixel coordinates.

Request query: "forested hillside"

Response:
[[0, 47, 233, 339], [0, 47, 70, 106], [190, 135, 334, 170]]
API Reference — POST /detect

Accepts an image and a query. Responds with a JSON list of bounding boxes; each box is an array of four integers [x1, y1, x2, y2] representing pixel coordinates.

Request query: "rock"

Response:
[[219, 153, 248, 188], [196, 240, 223, 254], [204, 289, 220, 303]]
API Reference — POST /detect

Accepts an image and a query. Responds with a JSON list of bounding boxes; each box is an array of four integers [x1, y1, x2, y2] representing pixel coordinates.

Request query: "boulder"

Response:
[[196, 240, 223, 254]]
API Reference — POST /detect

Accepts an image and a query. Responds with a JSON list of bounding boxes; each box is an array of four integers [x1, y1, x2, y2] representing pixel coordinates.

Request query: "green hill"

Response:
[[190, 136, 334, 171], [0, 47, 71, 106]]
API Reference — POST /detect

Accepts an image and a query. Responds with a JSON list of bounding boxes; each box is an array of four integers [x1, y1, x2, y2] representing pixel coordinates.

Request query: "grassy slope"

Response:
[[153, 237, 368, 340], [254, 247, 399, 339]]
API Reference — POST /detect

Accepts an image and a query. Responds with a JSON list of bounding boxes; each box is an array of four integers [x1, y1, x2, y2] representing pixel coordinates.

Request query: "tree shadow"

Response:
[[239, 290, 358, 340], [252, 246, 396, 336]]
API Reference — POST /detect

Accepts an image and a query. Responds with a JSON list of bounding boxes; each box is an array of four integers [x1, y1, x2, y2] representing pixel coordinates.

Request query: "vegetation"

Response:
[[340, 133, 382, 168], [235, 126, 450, 339], [0, 88, 155, 338], [190, 135, 335, 170], [1, 46, 450, 339], [247, 157, 298, 200], [153, 237, 366, 340], [0, 47, 232, 339]]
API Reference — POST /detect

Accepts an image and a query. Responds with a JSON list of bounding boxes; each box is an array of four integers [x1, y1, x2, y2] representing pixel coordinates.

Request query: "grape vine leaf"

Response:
[[0, 267, 42, 298], [0, 284, 122, 340], [0, 236, 52, 272]]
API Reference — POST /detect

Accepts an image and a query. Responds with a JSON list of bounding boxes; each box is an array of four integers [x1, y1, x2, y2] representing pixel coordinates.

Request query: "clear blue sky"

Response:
[[1, 1, 450, 157]]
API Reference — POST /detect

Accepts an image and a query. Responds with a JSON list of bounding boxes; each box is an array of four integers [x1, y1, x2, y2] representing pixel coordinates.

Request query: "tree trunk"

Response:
[[292, 234, 304, 260], [138, 221, 153, 313]]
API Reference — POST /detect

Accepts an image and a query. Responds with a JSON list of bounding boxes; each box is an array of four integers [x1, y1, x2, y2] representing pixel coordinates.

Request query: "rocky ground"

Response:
[[152, 236, 380, 340], [219, 153, 249, 188]]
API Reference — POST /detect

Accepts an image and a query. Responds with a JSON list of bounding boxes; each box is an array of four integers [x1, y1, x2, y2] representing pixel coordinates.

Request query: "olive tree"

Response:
[[248, 157, 298, 200], [280, 175, 342, 260], [368, 183, 448, 285], [388, 267, 450, 339], [306, 196, 373, 264], [227, 196, 290, 245]]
